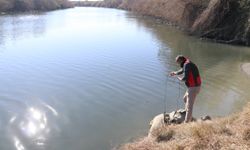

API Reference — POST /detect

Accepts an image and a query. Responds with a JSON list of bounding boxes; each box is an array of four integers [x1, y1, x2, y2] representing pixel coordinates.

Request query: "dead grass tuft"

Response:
[[243, 128, 250, 141], [156, 129, 174, 142], [189, 123, 214, 140]]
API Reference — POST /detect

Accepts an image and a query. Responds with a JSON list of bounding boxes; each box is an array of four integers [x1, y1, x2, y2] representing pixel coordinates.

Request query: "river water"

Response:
[[0, 7, 250, 150]]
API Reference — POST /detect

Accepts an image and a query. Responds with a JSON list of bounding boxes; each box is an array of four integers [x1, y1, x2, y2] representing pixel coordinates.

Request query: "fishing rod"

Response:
[[163, 74, 182, 123]]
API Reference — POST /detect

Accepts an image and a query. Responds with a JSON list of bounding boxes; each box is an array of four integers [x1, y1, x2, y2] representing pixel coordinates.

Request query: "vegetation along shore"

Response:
[[0, 0, 73, 12]]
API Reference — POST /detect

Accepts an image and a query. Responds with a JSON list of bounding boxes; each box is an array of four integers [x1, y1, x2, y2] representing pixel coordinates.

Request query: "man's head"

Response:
[[175, 55, 186, 64]]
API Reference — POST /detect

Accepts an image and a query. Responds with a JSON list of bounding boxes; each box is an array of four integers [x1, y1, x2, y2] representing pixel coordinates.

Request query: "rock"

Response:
[[149, 109, 186, 137], [165, 109, 186, 124], [149, 109, 212, 137], [149, 113, 165, 137], [241, 63, 250, 76], [201, 115, 212, 121]]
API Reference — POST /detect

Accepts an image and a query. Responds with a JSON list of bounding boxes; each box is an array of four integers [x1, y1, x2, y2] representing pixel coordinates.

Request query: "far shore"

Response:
[[0, 0, 73, 13]]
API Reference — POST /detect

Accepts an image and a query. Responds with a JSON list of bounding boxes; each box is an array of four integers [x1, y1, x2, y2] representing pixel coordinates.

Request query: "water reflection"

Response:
[[9, 103, 58, 150], [0, 13, 46, 46], [14, 137, 24, 150], [19, 108, 47, 137]]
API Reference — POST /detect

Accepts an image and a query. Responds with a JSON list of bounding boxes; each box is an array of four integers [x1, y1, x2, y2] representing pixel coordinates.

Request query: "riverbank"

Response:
[[0, 0, 73, 12], [76, 0, 250, 46], [119, 103, 250, 149]]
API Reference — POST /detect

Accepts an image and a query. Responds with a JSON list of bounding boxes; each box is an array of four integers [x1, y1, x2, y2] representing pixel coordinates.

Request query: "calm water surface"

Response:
[[0, 7, 250, 150]]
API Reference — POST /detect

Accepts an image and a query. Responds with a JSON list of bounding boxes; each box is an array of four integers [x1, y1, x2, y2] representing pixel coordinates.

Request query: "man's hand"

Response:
[[177, 76, 183, 81], [169, 72, 176, 76]]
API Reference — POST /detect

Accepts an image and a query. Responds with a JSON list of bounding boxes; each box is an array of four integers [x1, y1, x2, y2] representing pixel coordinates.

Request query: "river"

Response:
[[0, 7, 250, 150]]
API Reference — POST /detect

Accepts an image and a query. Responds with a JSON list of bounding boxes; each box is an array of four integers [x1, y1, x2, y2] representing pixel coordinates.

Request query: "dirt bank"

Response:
[[119, 103, 250, 150]]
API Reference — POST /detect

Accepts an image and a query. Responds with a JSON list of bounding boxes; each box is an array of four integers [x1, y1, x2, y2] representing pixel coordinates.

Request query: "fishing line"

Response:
[[163, 72, 168, 114], [176, 77, 181, 110]]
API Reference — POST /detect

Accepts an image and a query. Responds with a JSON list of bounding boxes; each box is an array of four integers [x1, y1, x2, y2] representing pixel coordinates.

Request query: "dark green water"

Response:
[[0, 7, 250, 150]]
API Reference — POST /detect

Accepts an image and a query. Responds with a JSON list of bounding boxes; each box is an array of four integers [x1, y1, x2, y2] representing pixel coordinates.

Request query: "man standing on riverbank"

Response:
[[170, 55, 201, 123]]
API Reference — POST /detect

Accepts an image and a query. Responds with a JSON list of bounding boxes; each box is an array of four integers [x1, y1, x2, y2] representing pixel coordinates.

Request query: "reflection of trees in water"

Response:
[[0, 13, 46, 45], [0, 18, 6, 46], [11, 13, 46, 40], [128, 13, 250, 115], [128, 13, 250, 63]]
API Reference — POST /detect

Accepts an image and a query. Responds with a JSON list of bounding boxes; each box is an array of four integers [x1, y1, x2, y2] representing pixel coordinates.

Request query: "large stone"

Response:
[[148, 109, 211, 137], [241, 63, 250, 76], [148, 109, 186, 137], [165, 109, 187, 124]]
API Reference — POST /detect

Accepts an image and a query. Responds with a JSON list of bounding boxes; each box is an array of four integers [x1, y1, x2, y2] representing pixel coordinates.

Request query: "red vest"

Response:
[[184, 59, 201, 87]]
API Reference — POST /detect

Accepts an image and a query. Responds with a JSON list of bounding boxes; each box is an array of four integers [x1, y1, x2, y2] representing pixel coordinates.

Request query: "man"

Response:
[[170, 55, 201, 123]]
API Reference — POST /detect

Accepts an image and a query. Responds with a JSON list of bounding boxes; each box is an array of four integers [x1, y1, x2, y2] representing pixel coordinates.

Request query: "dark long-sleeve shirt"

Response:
[[175, 60, 201, 87]]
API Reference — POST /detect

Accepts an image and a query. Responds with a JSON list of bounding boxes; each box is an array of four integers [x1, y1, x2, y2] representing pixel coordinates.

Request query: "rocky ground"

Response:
[[119, 103, 250, 150]]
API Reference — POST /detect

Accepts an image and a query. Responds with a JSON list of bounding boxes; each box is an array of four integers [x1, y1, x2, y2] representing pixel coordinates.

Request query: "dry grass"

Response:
[[74, 0, 123, 8], [120, 0, 208, 28], [119, 103, 250, 150], [0, 0, 73, 12], [75, 0, 209, 28]]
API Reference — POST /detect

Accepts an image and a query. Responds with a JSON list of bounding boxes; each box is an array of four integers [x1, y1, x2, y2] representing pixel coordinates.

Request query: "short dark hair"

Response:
[[175, 55, 186, 62]]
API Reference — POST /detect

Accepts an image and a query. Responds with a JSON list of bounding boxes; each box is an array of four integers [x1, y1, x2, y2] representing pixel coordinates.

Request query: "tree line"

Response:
[[0, 0, 73, 12], [73, 0, 123, 8]]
